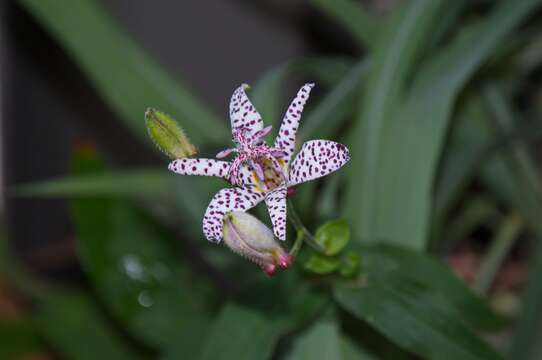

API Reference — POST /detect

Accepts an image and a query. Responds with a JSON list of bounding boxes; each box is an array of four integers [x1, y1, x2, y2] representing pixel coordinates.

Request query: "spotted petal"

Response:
[[234, 163, 261, 188], [287, 140, 350, 186], [203, 187, 264, 243], [264, 187, 287, 241], [168, 158, 231, 178], [230, 84, 264, 137], [274, 83, 314, 166]]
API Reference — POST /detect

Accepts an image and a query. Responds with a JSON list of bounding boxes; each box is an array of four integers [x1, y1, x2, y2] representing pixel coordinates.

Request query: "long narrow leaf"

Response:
[[300, 59, 369, 140], [477, 84, 542, 360], [344, 0, 446, 244], [334, 245, 504, 360], [14, 169, 171, 198], [346, 0, 542, 249], [310, 0, 378, 49], [508, 243, 542, 360], [70, 150, 213, 349], [287, 320, 342, 360], [34, 291, 139, 360], [198, 303, 285, 360]]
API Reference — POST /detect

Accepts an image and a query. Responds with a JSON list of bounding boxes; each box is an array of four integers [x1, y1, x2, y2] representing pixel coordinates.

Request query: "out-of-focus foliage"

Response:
[[5, 0, 542, 359]]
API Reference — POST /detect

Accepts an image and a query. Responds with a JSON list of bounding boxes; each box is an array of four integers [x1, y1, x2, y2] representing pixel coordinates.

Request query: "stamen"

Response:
[[252, 125, 273, 143], [252, 161, 266, 183], [226, 125, 287, 190], [216, 148, 235, 159]]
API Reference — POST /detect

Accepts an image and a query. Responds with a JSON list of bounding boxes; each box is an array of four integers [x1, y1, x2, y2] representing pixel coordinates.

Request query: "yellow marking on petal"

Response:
[[251, 171, 264, 193]]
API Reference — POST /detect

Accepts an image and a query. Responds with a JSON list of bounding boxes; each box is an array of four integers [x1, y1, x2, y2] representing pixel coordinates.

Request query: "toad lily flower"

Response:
[[168, 83, 350, 245]]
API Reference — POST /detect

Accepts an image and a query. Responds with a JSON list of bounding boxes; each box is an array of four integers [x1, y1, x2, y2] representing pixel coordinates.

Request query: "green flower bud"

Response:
[[145, 108, 198, 159], [223, 212, 293, 276]]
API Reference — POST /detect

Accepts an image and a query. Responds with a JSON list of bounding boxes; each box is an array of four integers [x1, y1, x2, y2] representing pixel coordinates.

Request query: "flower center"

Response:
[[217, 126, 286, 191]]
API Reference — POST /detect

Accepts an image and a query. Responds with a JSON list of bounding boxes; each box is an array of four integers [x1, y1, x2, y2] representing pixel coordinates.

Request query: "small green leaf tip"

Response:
[[145, 108, 198, 159], [304, 254, 341, 274], [314, 219, 350, 256]]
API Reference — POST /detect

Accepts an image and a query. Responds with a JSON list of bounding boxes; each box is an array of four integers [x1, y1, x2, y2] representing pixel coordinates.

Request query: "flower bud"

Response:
[[222, 211, 293, 276], [145, 108, 198, 159]]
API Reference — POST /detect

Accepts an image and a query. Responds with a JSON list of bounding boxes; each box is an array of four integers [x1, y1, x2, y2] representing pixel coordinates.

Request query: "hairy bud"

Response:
[[222, 212, 293, 276], [145, 108, 198, 159]]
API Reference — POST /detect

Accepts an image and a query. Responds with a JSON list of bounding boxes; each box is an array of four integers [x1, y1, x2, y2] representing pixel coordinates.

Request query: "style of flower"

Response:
[[168, 83, 350, 244]]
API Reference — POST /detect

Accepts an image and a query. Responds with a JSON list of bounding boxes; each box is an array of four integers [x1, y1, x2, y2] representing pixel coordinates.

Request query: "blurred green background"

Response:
[[2, 0, 542, 359]]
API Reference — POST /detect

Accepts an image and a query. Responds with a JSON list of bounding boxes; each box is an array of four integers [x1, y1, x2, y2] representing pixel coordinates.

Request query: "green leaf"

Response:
[[474, 212, 524, 295], [339, 252, 361, 277], [436, 195, 498, 255], [171, 175, 225, 235], [252, 56, 358, 134], [335, 280, 502, 360], [14, 168, 171, 198], [345, 0, 542, 249], [305, 254, 341, 274], [344, 0, 446, 245], [476, 84, 542, 360], [334, 246, 504, 360], [198, 303, 285, 360], [314, 219, 350, 256], [300, 60, 368, 141], [70, 151, 212, 349], [358, 245, 504, 331], [481, 83, 542, 221], [251, 62, 291, 127], [434, 96, 492, 222], [18, 0, 228, 145], [287, 320, 341, 360], [0, 320, 43, 359], [145, 108, 198, 159], [295, 57, 354, 86], [340, 335, 378, 360], [34, 291, 139, 360], [292, 59, 368, 216], [72, 195, 212, 349], [508, 243, 542, 360], [309, 0, 378, 49]]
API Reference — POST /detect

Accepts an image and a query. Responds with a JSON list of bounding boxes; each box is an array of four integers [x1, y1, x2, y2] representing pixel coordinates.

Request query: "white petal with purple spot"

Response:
[[168, 158, 231, 178], [274, 83, 314, 166], [264, 187, 287, 241], [229, 84, 263, 137], [288, 140, 350, 186], [203, 187, 265, 242]]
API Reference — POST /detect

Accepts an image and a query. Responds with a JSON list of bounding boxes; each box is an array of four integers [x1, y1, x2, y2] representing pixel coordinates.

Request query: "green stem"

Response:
[[289, 230, 305, 256], [287, 201, 325, 253]]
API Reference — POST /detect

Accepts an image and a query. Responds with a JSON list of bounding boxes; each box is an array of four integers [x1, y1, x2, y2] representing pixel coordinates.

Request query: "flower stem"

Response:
[[287, 201, 325, 253], [289, 230, 304, 256]]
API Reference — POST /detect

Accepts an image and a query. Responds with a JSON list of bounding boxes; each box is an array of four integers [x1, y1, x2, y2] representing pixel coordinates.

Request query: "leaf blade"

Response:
[[18, 0, 228, 145]]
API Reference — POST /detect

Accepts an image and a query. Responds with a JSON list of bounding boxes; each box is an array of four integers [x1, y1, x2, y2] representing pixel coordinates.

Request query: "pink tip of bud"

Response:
[[262, 263, 277, 276], [277, 253, 294, 269]]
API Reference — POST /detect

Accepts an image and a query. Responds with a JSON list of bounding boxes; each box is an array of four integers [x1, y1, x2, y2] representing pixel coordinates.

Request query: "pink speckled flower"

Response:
[[168, 83, 350, 245]]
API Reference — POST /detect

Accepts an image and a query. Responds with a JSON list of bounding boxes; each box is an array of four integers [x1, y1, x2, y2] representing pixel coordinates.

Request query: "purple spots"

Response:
[[169, 82, 348, 244]]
